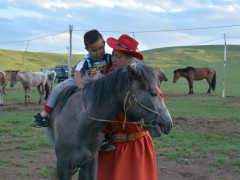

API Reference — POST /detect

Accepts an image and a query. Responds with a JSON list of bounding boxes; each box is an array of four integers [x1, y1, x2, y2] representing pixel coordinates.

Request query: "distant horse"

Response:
[[4, 70, 18, 85], [173, 66, 216, 94], [45, 64, 173, 180], [7, 70, 50, 104], [0, 71, 7, 105], [155, 67, 168, 85], [42, 69, 57, 90]]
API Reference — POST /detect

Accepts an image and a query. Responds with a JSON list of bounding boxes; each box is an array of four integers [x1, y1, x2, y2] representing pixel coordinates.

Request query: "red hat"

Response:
[[107, 34, 143, 60]]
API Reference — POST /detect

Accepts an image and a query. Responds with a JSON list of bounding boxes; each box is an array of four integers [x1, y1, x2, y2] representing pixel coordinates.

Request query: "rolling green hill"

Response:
[[1, 45, 239, 71], [142, 45, 240, 68], [0, 49, 83, 71], [1, 45, 239, 97]]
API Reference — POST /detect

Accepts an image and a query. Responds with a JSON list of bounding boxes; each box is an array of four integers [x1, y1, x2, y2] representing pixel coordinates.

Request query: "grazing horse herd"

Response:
[[0, 66, 216, 106], [0, 70, 55, 105]]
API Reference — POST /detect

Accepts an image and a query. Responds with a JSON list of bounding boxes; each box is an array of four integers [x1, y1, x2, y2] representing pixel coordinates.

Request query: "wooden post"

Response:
[[68, 25, 73, 78], [222, 33, 226, 98]]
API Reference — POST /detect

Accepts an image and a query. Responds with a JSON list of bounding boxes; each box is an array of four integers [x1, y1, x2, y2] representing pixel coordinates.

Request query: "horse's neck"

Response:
[[5, 73, 11, 81], [0, 74, 6, 86], [181, 71, 188, 77], [17, 74, 28, 87], [83, 89, 125, 121]]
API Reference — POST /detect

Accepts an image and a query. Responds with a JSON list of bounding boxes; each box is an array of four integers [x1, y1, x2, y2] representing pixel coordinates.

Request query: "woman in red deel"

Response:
[[97, 34, 164, 180]]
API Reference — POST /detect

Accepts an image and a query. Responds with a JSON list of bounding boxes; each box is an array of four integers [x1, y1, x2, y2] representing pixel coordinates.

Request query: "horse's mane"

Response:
[[19, 70, 32, 73], [56, 64, 157, 110], [84, 64, 157, 107], [174, 66, 195, 73]]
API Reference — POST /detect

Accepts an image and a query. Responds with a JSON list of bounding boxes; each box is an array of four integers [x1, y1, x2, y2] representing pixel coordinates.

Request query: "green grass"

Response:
[[165, 95, 240, 120], [0, 158, 14, 167], [41, 166, 56, 177], [154, 130, 240, 167]]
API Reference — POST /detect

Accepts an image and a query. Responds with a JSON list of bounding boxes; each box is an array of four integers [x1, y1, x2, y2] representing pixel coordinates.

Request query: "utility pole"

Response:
[[68, 25, 73, 78], [222, 33, 227, 98]]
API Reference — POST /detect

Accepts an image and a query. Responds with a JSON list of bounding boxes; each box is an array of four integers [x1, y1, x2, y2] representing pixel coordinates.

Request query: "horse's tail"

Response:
[[44, 82, 50, 100], [45, 127, 55, 148], [211, 70, 216, 91]]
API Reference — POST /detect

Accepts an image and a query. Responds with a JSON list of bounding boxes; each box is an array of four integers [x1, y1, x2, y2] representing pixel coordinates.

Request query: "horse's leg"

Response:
[[27, 88, 31, 104], [206, 78, 211, 94], [78, 156, 97, 180], [188, 80, 193, 94], [57, 155, 72, 180], [23, 87, 28, 104], [0, 91, 3, 106], [37, 86, 42, 104]]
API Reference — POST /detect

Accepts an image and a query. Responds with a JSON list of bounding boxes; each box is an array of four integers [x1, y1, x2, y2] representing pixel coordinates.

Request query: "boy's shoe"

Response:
[[31, 113, 49, 128], [99, 141, 116, 152]]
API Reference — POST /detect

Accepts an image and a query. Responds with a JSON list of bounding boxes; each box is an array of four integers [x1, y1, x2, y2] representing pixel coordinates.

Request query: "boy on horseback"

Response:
[[31, 29, 115, 151]]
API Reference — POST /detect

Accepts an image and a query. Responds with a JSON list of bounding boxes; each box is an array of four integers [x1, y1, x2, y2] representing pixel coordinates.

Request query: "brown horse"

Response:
[[0, 71, 7, 105], [155, 67, 168, 85], [173, 66, 216, 94], [5, 70, 49, 104]]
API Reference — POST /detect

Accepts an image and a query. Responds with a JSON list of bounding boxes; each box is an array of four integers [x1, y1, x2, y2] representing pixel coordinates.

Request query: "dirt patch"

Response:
[[1, 101, 240, 180], [174, 117, 240, 137]]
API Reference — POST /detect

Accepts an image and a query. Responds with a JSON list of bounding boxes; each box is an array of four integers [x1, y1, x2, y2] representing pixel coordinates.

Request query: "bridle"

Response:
[[81, 89, 166, 129]]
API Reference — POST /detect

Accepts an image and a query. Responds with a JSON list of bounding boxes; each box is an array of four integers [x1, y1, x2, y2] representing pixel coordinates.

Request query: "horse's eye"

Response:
[[150, 89, 157, 96]]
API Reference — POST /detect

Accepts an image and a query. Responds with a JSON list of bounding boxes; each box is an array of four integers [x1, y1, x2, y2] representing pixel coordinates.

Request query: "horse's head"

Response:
[[9, 71, 19, 87], [154, 67, 168, 85], [124, 64, 173, 137], [173, 69, 181, 83]]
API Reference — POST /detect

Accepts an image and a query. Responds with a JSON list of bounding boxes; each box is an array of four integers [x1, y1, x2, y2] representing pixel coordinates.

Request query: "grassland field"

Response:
[[0, 45, 240, 179]]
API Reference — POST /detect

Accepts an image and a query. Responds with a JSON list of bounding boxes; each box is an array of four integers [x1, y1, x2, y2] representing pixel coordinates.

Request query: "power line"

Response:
[[2, 24, 240, 45], [1, 24, 240, 53], [0, 30, 68, 44], [98, 24, 240, 34], [131, 24, 240, 33], [190, 37, 223, 46]]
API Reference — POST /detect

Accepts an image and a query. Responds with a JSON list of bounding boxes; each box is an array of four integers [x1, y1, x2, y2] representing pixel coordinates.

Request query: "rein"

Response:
[[81, 89, 164, 128]]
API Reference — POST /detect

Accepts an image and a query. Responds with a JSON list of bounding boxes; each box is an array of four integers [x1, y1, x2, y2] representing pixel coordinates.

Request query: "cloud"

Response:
[[0, 6, 43, 20], [0, 0, 240, 53]]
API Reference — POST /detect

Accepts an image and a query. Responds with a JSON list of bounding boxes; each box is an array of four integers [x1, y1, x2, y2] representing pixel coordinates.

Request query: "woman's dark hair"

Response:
[[84, 29, 103, 48]]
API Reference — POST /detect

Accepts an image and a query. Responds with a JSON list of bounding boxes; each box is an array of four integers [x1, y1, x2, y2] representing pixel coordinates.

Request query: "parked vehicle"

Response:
[[41, 66, 71, 83], [53, 67, 68, 83]]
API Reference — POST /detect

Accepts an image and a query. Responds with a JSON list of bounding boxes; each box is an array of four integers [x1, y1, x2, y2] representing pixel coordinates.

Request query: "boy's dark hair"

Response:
[[84, 29, 103, 48]]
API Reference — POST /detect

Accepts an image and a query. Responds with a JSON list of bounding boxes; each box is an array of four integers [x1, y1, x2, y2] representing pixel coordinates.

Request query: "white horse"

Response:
[[0, 71, 7, 105], [7, 70, 50, 104], [42, 69, 57, 90]]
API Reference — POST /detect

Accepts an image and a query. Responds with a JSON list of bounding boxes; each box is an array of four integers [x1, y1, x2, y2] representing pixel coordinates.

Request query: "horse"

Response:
[[155, 67, 168, 85], [42, 69, 57, 90], [45, 64, 173, 180], [173, 66, 216, 94], [0, 71, 7, 105], [6, 70, 50, 104]]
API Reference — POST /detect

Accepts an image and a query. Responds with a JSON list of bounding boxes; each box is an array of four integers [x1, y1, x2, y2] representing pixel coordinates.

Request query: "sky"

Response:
[[0, 0, 240, 55]]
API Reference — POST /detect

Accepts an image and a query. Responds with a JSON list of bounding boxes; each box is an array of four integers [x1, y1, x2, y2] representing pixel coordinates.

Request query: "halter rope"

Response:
[[81, 89, 165, 128]]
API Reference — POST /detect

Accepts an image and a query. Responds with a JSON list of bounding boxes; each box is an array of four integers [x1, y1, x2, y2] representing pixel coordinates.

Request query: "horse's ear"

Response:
[[127, 65, 140, 79]]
